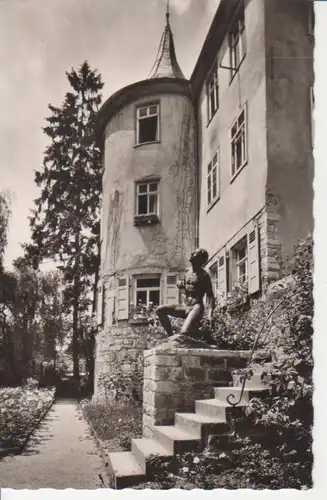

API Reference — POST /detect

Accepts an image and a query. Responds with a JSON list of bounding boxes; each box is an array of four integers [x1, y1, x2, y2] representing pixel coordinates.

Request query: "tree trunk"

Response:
[[72, 273, 80, 382]]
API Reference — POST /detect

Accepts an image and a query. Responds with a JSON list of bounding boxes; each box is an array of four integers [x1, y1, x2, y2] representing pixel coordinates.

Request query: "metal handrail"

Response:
[[225, 294, 292, 434]]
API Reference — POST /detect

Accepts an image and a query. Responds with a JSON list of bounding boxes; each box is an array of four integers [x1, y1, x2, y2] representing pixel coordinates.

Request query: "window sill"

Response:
[[230, 160, 247, 184], [206, 196, 220, 213], [134, 213, 160, 227], [134, 140, 160, 149]]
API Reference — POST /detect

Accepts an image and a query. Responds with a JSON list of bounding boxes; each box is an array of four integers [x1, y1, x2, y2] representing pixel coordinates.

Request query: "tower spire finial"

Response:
[[166, 0, 170, 23]]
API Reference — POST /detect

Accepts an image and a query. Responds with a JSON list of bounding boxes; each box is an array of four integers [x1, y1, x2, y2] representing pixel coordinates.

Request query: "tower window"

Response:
[[229, 4, 246, 79], [231, 106, 247, 178], [136, 104, 160, 145], [135, 276, 161, 308], [206, 62, 219, 122], [136, 181, 159, 216]]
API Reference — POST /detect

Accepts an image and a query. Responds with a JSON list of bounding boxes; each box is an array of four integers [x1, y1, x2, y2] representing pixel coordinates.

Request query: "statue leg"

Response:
[[181, 304, 203, 337], [156, 305, 187, 336]]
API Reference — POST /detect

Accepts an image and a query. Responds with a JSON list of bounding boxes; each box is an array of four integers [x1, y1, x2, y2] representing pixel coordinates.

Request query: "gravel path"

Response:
[[0, 400, 107, 489]]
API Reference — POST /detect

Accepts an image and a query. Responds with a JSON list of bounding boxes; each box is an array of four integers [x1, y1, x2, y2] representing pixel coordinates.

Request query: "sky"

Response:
[[0, 0, 219, 269]]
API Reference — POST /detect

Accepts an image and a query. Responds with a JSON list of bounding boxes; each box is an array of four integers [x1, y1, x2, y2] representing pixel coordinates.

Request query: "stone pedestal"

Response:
[[143, 342, 257, 437]]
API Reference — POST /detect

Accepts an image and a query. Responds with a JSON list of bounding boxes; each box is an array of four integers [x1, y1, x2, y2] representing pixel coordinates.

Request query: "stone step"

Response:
[[195, 398, 247, 420], [214, 386, 269, 404], [151, 425, 202, 454], [131, 438, 173, 473], [107, 451, 146, 489], [232, 367, 272, 388], [174, 412, 229, 439]]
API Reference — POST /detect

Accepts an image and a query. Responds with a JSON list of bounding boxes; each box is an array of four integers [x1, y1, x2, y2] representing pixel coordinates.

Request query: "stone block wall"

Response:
[[143, 345, 259, 437], [256, 205, 283, 288], [93, 321, 166, 404]]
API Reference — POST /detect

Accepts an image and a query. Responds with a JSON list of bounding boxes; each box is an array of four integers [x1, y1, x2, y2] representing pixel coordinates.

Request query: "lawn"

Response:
[[0, 385, 55, 452]]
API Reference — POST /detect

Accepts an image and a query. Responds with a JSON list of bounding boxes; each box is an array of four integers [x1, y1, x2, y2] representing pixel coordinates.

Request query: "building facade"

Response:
[[193, 0, 314, 305], [93, 0, 314, 401]]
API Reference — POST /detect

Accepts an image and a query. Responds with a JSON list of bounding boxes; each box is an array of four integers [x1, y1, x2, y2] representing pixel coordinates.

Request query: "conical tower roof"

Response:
[[148, 3, 185, 79]]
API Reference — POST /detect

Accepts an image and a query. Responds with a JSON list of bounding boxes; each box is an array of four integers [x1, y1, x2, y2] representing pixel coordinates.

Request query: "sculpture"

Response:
[[156, 248, 215, 342]]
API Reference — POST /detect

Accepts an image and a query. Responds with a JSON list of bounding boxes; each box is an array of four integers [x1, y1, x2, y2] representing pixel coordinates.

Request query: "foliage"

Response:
[[82, 400, 142, 451], [0, 385, 55, 450], [0, 260, 65, 385], [25, 61, 103, 381], [97, 369, 143, 405], [242, 236, 313, 487], [135, 440, 311, 490]]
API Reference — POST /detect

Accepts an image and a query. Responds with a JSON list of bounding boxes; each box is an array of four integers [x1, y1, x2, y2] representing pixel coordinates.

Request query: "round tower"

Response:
[[93, 8, 197, 402]]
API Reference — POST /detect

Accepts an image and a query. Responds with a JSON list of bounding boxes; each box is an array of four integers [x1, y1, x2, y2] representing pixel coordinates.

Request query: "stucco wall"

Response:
[[265, 0, 314, 262], [198, 0, 267, 260], [101, 91, 197, 278]]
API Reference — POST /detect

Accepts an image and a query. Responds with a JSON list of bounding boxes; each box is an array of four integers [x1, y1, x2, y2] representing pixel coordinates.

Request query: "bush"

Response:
[[0, 386, 55, 450], [136, 441, 311, 490], [96, 369, 143, 406]]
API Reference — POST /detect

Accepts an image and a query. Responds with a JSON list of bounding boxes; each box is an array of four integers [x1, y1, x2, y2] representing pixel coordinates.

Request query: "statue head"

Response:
[[189, 248, 209, 268]]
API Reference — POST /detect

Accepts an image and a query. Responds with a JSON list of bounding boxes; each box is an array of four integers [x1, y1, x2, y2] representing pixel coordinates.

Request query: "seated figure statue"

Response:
[[156, 248, 215, 342]]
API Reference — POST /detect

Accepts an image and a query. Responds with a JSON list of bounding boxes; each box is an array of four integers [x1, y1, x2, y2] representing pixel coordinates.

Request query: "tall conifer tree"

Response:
[[26, 62, 103, 380]]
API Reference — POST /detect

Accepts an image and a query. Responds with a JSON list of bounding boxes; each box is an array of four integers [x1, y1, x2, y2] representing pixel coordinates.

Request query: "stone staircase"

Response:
[[107, 365, 271, 489]]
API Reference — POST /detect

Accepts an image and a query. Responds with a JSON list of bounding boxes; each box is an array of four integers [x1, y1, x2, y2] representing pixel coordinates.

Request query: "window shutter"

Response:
[[165, 274, 179, 306], [96, 282, 104, 326], [217, 249, 228, 306], [117, 273, 129, 320], [248, 227, 260, 295]]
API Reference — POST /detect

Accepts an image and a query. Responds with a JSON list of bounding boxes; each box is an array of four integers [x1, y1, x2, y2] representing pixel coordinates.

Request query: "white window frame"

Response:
[[235, 239, 248, 286], [207, 150, 219, 208], [136, 103, 160, 145], [231, 106, 247, 179], [135, 180, 159, 216], [206, 61, 219, 122], [134, 275, 161, 308], [229, 5, 246, 78]]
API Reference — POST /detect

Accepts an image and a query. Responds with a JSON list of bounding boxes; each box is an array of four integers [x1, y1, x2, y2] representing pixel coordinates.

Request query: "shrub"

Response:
[[0, 386, 55, 450], [97, 370, 143, 406]]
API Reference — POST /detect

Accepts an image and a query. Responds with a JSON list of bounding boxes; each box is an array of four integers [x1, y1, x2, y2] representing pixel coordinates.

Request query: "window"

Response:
[[135, 276, 161, 308], [136, 104, 159, 145], [136, 181, 159, 216], [207, 62, 219, 122], [229, 5, 246, 78], [231, 107, 247, 178], [207, 151, 219, 207], [235, 238, 248, 286]]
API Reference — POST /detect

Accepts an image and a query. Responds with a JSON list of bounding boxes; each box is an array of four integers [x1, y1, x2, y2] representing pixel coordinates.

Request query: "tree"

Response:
[[26, 61, 103, 382]]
